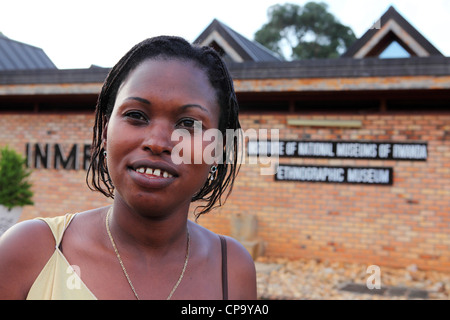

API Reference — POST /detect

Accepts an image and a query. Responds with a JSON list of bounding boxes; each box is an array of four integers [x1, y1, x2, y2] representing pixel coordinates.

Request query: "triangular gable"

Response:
[[343, 6, 443, 58], [194, 19, 282, 63]]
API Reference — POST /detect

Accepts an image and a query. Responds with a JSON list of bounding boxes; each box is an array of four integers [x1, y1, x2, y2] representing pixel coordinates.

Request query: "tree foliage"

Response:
[[255, 2, 357, 60], [0, 146, 34, 210]]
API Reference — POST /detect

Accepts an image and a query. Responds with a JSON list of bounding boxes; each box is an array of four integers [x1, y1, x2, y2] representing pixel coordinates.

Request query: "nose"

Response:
[[142, 120, 173, 156]]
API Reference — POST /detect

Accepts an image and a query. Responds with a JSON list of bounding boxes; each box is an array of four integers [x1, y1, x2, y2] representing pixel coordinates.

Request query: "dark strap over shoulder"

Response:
[[219, 235, 228, 300]]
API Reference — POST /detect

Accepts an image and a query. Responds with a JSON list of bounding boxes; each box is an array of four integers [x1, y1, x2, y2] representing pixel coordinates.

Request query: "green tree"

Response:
[[0, 146, 34, 210], [255, 2, 357, 60]]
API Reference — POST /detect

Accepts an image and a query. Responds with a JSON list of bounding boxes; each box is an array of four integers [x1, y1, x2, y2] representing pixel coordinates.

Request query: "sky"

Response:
[[1, 0, 449, 69]]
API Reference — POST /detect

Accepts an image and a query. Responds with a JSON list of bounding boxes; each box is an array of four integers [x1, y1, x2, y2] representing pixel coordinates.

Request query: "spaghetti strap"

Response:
[[27, 214, 97, 300], [219, 235, 228, 300]]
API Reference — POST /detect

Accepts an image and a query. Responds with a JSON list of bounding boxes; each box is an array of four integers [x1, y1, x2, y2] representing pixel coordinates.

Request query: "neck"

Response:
[[107, 196, 190, 256]]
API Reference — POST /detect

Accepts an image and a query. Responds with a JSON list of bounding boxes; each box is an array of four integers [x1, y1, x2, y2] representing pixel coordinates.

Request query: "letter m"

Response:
[[54, 144, 79, 170]]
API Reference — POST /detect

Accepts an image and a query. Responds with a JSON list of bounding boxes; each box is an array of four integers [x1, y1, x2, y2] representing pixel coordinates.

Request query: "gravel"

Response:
[[255, 257, 450, 300]]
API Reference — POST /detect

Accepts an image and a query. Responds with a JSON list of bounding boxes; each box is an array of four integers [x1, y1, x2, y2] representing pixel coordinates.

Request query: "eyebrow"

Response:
[[125, 96, 151, 105], [124, 97, 210, 114], [180, 104, 210, 114]]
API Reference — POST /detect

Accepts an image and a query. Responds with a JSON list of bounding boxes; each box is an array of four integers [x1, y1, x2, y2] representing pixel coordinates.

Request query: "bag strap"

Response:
[[219, 235, 228, 300]]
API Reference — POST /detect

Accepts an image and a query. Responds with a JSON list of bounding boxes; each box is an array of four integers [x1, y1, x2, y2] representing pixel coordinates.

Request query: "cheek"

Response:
[[182, 162, 212, 198], [106, 114, 142, 151], [171, 133, 215, 189], [105, 121, 137, 178], [172, 129, 222, 165]]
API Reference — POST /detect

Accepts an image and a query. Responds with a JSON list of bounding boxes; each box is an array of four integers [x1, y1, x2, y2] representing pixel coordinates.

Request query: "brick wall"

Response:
[[197, 112, 450, 272], [1, 111, 449, 271], [0, 113, 112, 220]]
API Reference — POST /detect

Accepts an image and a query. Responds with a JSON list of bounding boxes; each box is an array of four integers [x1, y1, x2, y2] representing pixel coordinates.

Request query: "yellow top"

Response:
[[26, 214, 97, 300]]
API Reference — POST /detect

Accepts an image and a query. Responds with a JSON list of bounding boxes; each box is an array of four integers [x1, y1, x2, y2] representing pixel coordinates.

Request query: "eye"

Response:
[[125, 111, 147, 122], [177, 118, 202, 130]]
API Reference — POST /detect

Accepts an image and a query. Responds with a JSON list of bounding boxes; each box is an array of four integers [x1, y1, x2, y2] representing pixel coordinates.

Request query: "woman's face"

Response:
[[104, 58, 220, 216]]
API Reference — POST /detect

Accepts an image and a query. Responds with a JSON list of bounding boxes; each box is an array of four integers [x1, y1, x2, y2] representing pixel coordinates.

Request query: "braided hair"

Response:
[[86, 36, 242, 218]]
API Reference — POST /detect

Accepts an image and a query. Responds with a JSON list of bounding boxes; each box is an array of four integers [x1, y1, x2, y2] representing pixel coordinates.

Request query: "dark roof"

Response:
[[0, 34, 57, 70], [0, 66, 109, 85], [1, 9, 449, 87], [1, 56, 449, 86], [228, 56, 450, 79], [194, 19, 282, 62], [343, 6, 443, 58]]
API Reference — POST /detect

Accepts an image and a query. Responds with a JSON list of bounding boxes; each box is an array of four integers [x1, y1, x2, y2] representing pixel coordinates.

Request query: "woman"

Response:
[[0, 36, 256, 300]]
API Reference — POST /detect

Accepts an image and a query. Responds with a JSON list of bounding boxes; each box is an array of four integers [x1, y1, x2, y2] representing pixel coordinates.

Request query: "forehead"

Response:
[[116, 58, 217, 108]]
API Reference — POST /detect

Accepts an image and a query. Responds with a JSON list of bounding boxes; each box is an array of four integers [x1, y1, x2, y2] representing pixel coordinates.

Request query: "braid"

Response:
[[190, 47, 242, 217], [87, 41, 151, 198], [86, 36, 242, 217]]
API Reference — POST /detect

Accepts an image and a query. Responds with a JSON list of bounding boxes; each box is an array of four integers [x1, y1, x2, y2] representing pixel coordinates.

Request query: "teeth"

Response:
[[135, 167, 173, 178]]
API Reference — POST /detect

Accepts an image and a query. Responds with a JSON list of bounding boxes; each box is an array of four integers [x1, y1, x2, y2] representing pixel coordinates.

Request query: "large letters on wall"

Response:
[[26, 143, 91, 171]]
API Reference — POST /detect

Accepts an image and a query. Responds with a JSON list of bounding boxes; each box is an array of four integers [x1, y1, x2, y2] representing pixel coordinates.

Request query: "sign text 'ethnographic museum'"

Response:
[[276, 165, 394, 186]]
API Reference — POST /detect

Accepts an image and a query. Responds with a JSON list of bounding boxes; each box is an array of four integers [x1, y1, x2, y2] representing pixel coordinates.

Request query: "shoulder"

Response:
[[0, 218, 56, 299], [187, 221, 257, 299], [221, 235, 257, 300], [188, 222, 257, 299]]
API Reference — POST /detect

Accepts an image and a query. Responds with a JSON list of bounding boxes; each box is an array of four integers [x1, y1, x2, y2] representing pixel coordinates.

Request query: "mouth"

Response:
[[134, 166, 174, 179], [128, 159, 179, 189]]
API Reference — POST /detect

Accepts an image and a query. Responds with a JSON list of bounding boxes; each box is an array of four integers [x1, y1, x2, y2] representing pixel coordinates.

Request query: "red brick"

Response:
[[1, 111, 449, 272]]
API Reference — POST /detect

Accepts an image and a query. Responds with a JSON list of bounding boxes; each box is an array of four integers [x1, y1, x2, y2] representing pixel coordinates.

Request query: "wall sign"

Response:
[[276, 165, 393, 186], [247, 140, 426, 185], [248, 140, 428, 161], [26, 143, 91, 171]]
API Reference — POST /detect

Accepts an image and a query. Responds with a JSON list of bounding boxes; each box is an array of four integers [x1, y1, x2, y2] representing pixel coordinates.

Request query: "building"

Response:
[[1, 6, 449, 271], [0, 33, 56, 71]]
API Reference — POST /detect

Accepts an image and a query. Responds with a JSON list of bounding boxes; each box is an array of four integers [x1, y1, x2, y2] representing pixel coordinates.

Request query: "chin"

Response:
[[117, 189, 191, 219]]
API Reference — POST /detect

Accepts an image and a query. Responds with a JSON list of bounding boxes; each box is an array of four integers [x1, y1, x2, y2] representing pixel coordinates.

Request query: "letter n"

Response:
[[34, 143, 50, 169]]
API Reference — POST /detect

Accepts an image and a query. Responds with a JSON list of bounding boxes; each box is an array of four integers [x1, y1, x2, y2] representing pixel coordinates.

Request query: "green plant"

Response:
[[0, 146, 34, 210], [255, 2, 357, 60]]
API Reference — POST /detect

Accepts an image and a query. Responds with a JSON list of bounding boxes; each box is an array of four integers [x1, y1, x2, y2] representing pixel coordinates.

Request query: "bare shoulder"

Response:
[[0, 219, 55, 299], [186, 221, 257, 299], [221, 235, 257, 300]]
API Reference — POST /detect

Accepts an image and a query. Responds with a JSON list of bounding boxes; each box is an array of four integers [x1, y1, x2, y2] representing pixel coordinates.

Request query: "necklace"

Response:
[[105, 207, 190, 300]]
